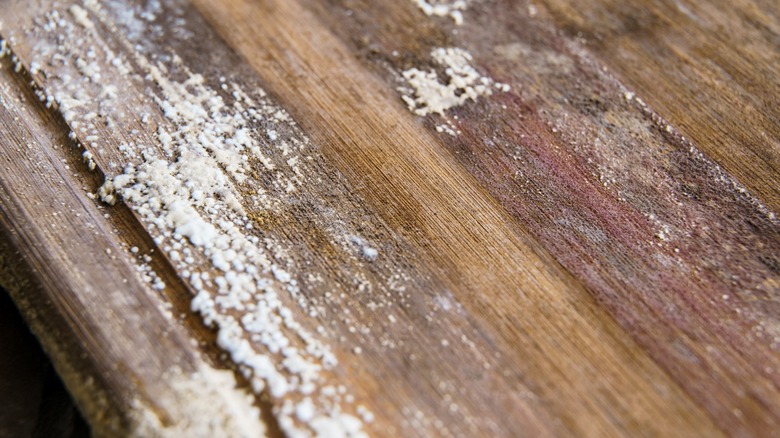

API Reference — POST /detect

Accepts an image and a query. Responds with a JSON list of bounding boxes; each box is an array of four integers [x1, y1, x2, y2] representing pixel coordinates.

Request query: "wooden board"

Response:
[[538, 0, 780, 211], [0, 0, 777, 436], [0, 288, 88, 438]]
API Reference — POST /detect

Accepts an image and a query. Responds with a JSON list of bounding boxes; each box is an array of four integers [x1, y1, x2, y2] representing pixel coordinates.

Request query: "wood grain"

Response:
[[277, 0, 780, 434], [537, 0, 780, 211], [0, 0, 777, 436], [0, 27, 268, 436]]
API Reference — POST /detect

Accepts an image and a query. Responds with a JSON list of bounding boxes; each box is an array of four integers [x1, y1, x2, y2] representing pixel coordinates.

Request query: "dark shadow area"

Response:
[[0, 287, 90, 438]]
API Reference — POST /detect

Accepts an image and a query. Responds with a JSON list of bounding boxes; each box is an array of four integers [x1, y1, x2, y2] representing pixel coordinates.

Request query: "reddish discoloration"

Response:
[[1, 0, 777, 435], [305, 0, 780, 434]]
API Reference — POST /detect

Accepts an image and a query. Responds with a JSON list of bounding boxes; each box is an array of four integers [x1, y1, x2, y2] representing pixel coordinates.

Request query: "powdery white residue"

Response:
[[412, 0, 469, 25], [24, 2, 368, 436], [0, 38, 9, 59], [435, 122, 458, 136], [130, 364, 266, 438], [361, 246, 378, 262], [68, 5, 95, 29], [103, 66, 363, 437], [82, 150, 97, 171], [400, 47, 510, 116], [349, 236, 379, 262]]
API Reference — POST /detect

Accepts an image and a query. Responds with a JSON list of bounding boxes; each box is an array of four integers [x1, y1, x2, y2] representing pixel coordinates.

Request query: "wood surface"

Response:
[[539, 0, 780, 211], [0, 0, 777, 436]]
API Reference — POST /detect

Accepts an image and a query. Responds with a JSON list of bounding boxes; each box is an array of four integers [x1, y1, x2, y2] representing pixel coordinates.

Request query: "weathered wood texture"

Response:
[[539, 0, 780, 211], [0, 42, 269, 436], [278, 0, 780, 435], [0, 0, 777, 436]]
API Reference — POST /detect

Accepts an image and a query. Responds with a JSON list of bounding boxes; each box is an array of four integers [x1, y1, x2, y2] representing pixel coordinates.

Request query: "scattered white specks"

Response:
[[361, 246, 378, 262], [82, 150, 97, 170], [0, 38, 9, 60], [656, 224, 671, 241], [24, 2, 368, 435], [433, 293, 454, 312], [131, 364, 266, 438], [412, 0, 469, 25], [350, 236, 379, 262], [400, 47, 510, 116], [295, 398, 316, 423], [356, 405, 374, 423], [69, 5, 95, 30], [435, 123, 458, 136]]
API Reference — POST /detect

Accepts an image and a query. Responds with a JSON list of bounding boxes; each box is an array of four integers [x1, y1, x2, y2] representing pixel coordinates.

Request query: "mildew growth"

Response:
[[15, 0, 371, 435], [400, 47, 510, 117], [411, 0, 469, 25]]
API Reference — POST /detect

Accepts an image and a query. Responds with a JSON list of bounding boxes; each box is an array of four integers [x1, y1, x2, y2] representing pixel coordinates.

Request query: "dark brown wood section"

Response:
[[0, 0, 777, 436]]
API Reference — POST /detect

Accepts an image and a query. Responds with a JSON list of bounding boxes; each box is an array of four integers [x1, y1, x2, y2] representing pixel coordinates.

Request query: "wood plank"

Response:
[[195, 0, 779, 434], [537, 0, 780, 211], [187, 0, 722, 435], [0, 26, 267, 436], [0, 0, 777, 436]]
